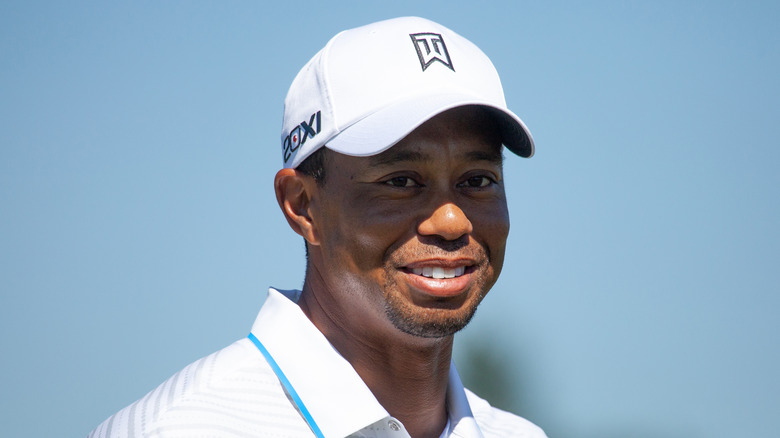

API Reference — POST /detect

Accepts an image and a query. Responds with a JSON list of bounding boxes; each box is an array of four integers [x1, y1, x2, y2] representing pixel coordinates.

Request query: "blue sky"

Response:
[[1, 1, 778, 437]]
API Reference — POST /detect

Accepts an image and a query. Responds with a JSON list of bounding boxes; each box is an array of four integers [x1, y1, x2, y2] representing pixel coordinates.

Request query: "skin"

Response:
[[274, 106, 510, 438]]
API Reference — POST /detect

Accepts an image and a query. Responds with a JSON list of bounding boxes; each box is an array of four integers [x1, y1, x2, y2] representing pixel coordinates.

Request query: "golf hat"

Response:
[[280, 16, 534, 169]]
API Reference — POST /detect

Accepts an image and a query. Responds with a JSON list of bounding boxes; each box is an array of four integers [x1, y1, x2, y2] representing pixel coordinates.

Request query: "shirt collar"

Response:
[[251, 288, 484, 438], [446, 365, 484, 438]]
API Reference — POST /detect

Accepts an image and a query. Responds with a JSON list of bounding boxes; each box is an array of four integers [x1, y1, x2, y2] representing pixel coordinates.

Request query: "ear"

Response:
[[274, 168, 321, 246]]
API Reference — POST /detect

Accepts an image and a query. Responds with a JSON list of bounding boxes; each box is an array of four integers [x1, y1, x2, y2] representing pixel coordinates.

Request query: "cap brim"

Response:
[[325, 91, 534, 158]]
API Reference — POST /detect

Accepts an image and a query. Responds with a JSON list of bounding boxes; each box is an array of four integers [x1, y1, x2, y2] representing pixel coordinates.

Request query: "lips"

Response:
[[401, 260, 476, 298]]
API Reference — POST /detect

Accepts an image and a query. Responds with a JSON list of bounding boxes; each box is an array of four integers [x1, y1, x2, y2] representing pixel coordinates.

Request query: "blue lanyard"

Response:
[[248, 333, 325, 438]]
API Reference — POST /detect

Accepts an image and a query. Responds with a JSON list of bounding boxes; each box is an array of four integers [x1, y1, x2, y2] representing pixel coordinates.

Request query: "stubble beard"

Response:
[[383, 286, 486, 338], [381, 243, 493, 339]]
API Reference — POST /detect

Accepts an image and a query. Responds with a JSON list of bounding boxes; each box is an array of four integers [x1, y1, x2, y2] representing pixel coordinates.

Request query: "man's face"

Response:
[[307, 106, 510, 339]]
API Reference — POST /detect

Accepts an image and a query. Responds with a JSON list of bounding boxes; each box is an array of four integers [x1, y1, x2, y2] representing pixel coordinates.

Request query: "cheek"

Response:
[[321, 199, 411, 272], [472, 197, 510, 235], [492, 209, 511, 243], [471, 201, 510, 264]]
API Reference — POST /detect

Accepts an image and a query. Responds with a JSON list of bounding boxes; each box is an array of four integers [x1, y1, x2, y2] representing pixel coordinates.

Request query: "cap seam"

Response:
[[319, 31, 341, 139]]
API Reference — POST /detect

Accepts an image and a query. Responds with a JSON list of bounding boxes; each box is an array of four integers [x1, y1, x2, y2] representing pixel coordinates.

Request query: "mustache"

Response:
[[386, 235, 490, 264]]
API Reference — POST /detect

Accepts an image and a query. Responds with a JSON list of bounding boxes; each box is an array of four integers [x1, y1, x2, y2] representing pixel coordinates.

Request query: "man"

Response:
[[90, 17, 546, 438]]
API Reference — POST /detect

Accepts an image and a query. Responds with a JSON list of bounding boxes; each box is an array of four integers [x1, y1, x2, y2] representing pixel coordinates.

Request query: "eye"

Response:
[[385, 176, 420, 188], [461, 175, 494, 188]]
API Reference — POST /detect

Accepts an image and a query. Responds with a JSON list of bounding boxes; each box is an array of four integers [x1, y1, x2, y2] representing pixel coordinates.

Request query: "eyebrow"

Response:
[[367, 147, 504, 168], [465, 148, 504, 165]]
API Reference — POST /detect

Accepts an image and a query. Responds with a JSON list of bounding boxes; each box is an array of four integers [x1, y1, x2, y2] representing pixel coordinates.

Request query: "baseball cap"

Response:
[[280, 16, 534, 169]]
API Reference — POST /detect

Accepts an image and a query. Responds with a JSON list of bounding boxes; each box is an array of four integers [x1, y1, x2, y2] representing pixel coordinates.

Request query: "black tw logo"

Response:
[[410, 32, 454, 72], [283, 111, 321, 163]]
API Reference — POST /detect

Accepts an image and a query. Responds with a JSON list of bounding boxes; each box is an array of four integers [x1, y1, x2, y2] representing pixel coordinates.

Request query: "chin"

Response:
[[383, 293, 484, 338]]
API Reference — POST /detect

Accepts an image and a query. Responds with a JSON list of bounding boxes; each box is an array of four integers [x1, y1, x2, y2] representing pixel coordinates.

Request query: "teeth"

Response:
[[411, 266, 466, 279]]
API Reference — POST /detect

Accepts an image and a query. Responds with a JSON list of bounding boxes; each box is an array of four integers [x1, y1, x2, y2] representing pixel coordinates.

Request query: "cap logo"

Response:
[[410, 32, 454, 72], [282, 111, 321, 163]]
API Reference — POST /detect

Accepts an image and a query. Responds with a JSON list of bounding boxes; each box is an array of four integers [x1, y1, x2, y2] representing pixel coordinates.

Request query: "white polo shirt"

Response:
[[89, 288, 547, 438]]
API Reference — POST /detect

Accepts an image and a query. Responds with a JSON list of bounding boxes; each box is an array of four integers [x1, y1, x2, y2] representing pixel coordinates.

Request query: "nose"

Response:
[[418, 202, 473, 241]]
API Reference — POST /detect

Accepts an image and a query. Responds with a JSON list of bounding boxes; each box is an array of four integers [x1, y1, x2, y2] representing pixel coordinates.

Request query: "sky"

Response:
[[1, 1, 778, 437]]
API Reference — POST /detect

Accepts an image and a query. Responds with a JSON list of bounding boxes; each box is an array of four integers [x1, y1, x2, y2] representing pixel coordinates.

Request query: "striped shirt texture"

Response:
[[89, 288, 547, 438]]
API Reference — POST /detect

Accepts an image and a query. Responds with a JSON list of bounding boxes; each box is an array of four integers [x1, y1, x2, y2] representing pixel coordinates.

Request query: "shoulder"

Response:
[[88, 338, 311, 438], [465, 389, 548, 438]]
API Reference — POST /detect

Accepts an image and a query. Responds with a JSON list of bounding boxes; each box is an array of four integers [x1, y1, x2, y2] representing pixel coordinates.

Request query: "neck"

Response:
[[298, 282, 453, 438], [345, 333, 453, 438]]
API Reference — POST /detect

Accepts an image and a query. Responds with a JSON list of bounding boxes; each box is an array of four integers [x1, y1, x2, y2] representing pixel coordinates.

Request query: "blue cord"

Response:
[[248, 333, 325, 438]]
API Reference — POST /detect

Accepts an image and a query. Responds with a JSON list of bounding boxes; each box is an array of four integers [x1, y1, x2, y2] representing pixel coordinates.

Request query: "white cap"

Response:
[[280, 16, 534, 169]]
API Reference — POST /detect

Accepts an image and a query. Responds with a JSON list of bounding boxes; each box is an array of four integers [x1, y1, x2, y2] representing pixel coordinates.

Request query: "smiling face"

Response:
[[303, 106, 510, 339]]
